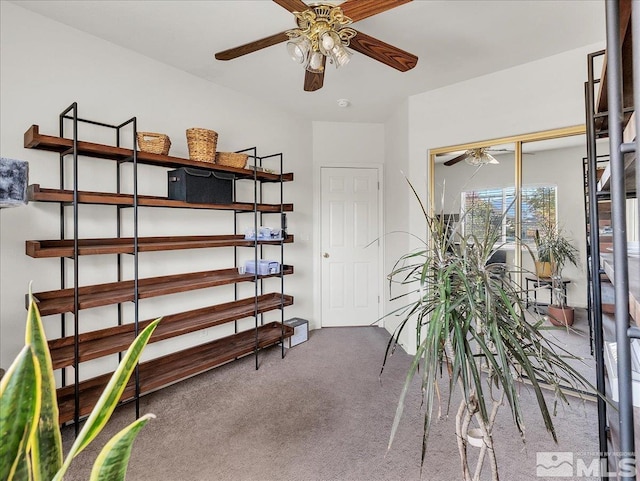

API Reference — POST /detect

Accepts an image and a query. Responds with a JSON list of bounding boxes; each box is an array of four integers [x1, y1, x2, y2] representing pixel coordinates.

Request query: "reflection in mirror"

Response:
[[429, 126, 603, 393], [434, 143, 516, 266], [521, 135, 589, 309]]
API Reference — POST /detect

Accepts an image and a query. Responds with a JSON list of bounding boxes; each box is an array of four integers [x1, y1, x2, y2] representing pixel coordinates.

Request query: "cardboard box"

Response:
[[284, 318, 308, 348]]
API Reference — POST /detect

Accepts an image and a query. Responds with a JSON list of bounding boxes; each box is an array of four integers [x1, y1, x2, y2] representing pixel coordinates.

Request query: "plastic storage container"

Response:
[[245, 260, 280, 275]]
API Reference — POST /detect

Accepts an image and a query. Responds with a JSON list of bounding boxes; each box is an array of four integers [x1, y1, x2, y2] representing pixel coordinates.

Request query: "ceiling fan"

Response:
[[214, 0, 418, 92], [442, 147, 529, 167]]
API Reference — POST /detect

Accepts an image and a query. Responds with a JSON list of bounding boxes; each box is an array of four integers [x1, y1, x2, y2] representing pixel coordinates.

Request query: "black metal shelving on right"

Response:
[[585, 1, 638, 478]]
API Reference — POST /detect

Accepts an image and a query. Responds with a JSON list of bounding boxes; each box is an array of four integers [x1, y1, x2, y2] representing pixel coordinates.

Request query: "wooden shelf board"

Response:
[[49, 293, 294, 369], [24, 125, 293, 182], [56, 321, 293, 424], [595, 0, 634, 133], [26, 234, 294, 258], [33, 265, 294, 316], [597, 112, 636, 194], [27, 184, 293, 213]]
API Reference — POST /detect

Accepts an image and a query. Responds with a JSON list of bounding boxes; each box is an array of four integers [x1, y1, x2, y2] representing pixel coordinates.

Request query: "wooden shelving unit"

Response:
[[27, 184, 293, 212], [55, 322, 293, 424], [48, 293, 294, 369], [31, 266, 294, 316], [26, 234, 294, 258], [24, 124, 293, 183], [23, 109, 295, 426]]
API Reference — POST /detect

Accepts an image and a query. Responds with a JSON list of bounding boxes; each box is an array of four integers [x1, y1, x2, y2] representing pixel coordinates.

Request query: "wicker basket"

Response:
[[215, 152, 248, 169], [137, 132, 171, 155], [186, 128, 218, 162]]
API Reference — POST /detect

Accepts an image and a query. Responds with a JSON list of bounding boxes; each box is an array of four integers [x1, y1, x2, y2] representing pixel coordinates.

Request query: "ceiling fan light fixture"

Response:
[[286, 4, 356, 72], [329, 43, 352, 68], [287, 35, 311, 64], [307, 50, 325, 73], [464, 149, 499, 166], [320, 31, 337, 51]]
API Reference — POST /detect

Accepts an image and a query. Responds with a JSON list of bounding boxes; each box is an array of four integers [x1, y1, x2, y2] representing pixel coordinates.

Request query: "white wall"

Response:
[[311, 121, 385, 329], [0, 3, 313, 374], [382, 101, 413, 351]]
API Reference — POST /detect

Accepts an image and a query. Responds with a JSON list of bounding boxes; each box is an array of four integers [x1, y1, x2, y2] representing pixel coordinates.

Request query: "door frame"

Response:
[[313, 163, 385, 329]]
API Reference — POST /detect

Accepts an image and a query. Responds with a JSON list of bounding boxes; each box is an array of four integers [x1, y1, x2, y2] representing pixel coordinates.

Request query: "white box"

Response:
[[603, 339, 640, 406], [284, 318, 308, 348]]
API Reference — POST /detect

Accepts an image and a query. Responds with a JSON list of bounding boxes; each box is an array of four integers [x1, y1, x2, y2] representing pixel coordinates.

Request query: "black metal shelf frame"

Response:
[[58, 103, 140, 433], [585, 1, 638, 478], [232, 147, 288, 369]]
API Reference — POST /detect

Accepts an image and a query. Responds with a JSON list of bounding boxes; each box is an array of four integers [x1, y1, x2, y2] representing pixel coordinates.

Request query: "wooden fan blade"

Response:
[[341, 0, 412, 23], [273, 0, 308, 13], [215, 31, 289, 61], [443, 152, 469, 166], [349, 30, 417, 72], [304, 58, 326, 92]]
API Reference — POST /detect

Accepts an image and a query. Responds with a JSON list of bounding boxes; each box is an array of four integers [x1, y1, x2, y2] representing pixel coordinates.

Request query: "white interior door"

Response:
[[321, 167, 380, 327]]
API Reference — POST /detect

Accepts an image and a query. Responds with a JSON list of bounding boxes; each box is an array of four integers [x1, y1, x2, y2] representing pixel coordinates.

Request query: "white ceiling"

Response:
[[12, 0, 605, 123]]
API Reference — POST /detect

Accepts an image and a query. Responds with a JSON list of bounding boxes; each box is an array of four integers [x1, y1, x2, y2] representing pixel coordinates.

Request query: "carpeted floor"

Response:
[[61, 324, 598, 481]]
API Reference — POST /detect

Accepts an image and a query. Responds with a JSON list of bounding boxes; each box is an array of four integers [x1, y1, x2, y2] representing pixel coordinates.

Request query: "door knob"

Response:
[[323, 252, 330, 258]]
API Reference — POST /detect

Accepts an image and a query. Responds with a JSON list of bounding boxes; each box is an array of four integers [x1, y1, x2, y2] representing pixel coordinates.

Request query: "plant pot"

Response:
[[547, 305, 574, 326], [467, 428, 484, 448], [535, 261, 553, 278]]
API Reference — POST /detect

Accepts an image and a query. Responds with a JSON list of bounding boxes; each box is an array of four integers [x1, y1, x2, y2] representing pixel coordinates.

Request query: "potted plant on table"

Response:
[[534, 228, 553, 278], [534, 221, 580, 326], [382, 185, 592, 481]]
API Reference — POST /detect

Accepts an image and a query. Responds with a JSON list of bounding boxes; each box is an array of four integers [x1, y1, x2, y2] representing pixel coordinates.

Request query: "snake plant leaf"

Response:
[[54, 318, 161, 481], [89, 413, 155, 481], [0, 345, 41, 481], [25, 293, 63, 481]]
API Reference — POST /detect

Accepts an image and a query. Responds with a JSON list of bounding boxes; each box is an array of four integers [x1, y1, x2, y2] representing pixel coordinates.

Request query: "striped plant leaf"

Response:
[[53, 318, 160, 481], [25, 293, 63, 481], [0, 345, 41, 481], [89, 414, 155, 481]]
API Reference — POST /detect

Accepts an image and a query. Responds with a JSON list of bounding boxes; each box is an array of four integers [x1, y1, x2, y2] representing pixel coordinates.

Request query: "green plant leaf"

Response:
[[0, 345, 41, 481], [54, 318, 161, 481], [25, 292, 63, 481], [381, 179, 598, 470], [89, 413, 155, 481]]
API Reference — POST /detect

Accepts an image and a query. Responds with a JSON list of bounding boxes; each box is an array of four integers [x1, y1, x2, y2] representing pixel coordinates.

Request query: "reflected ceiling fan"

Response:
[[442, 147, 530, 167], [214, 0, 418, 92]]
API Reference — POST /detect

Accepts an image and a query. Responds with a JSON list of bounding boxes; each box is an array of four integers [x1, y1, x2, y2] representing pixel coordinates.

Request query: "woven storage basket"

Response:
[[186, 128, 218, 162], [215, 152, 248, 169], [137, 132, 171, 155]]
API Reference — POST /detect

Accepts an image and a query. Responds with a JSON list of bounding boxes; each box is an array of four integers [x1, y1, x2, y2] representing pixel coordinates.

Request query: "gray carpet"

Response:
[[61, 326, 598, 481]]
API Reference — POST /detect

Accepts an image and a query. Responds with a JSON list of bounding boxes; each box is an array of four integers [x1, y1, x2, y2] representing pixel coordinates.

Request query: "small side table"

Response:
[[525, 276, 571, 310]]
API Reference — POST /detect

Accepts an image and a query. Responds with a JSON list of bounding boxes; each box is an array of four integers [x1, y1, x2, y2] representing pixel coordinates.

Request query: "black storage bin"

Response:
[[168, 167, 234, 204]]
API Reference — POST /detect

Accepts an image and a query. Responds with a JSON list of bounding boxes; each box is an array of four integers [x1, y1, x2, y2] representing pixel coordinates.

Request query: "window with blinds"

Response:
[[461, 185, 556, 243]]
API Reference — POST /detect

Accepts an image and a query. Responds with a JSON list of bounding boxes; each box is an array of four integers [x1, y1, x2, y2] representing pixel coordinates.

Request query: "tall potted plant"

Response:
[[535, 221, 580, 326], [382, 185, 592, 481]]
